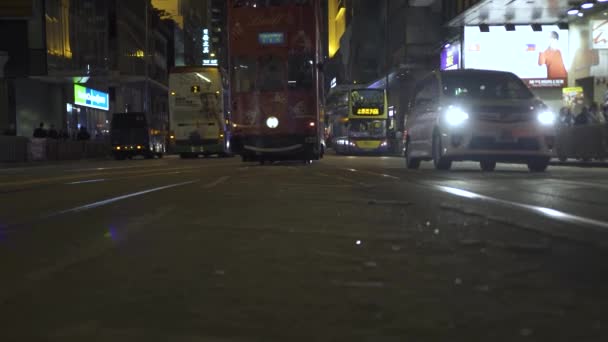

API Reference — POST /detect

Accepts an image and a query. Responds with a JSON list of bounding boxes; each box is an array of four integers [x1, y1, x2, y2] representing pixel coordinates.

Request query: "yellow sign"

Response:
[[355, 140, 381, 149], [356, 108, 380, 115], [562, 87, 584, 108]]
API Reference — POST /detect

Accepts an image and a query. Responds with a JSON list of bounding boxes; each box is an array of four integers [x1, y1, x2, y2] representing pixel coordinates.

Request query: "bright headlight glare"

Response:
[[445, 106, 469, 126], [266, 116, 279, 129], [537, 111, 555, 125]]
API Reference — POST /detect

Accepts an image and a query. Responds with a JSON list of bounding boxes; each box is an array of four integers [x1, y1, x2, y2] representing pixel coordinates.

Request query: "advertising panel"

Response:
[[562, 87, 584, 108], [74, 84, 109, 111], [440, 43, 461, 70], [464, 25, 569, 88]]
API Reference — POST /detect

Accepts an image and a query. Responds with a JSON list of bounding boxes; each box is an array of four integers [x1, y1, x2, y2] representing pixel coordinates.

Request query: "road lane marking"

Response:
[[66, 179, 106, 185], [51, 180, 198, 215], [436, 185, 608, 230], [202, 176, 230, 189], [342, 168, 400, 180], [68, 164, 166, 172], [0, 166, 210, 188]]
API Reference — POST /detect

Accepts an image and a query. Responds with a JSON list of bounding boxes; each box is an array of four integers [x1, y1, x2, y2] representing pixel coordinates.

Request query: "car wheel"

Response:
[[432, 132, 452, 171], [558, 155, 567, 162], [480, 160, 496, 172], [527, 158, 549, 172], [405, 141, 420, 169]]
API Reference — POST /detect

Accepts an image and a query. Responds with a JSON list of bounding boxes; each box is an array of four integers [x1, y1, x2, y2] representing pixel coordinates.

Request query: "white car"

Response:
[[404, 69, 556, 172]]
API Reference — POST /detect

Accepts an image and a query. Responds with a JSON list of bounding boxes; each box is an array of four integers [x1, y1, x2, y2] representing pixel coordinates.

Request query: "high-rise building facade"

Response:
[[0, 0, 172, 138]]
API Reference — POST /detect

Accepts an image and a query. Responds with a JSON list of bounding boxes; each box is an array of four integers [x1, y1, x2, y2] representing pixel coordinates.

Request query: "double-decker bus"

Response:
[[330, 88, 389, 154], [169, 66, 231, 158], [228, 0, 324, 163]]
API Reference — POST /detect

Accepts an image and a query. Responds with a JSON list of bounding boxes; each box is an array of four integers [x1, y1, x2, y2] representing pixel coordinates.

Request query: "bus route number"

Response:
[[357, 108, 380, 115]]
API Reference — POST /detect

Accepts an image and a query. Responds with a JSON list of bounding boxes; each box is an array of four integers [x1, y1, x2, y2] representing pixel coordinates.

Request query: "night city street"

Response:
[[6, 0, 608, 340], [2, 155, 608, 341]]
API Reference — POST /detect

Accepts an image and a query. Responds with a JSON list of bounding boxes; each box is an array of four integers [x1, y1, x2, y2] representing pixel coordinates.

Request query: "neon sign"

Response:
[[74, 84, 109, 111], [203, 28, 211, 54]]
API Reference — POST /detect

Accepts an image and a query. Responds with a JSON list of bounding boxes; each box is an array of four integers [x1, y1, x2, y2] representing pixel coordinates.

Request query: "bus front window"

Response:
[[232, 58, 257, 92], [350, 89, 385, 115], [258, 55, 285, 91], [349, 120, 387, 138], [288, 54, 313, 89]]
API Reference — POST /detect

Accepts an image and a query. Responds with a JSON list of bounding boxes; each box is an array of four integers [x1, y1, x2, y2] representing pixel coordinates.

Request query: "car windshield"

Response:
[[442, 73, 534, 100]]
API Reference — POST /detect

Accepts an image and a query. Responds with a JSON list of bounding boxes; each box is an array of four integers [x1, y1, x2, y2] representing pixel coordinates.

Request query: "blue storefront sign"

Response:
[[74, 84, 109, 111]]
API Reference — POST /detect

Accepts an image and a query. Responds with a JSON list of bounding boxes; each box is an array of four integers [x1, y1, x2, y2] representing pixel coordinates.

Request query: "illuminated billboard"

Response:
[[464, 25, 569, 88], [74, 84, 109, 111], [440, 43, 461, 70]]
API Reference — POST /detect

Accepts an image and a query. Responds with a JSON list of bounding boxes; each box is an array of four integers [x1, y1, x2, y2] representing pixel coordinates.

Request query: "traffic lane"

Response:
[[0, 158, 173, 181], [2, 160, 608, 340], [323, 155, 608, 226], [0, 163, 236, 298], [0, 156, 239, 187], [0, 159, 240, 225]]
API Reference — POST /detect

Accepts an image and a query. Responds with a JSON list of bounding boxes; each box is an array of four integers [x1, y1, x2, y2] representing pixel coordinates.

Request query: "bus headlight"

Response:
[[266, 116, 279, 129], [445, 106, 469, 126], [537, 111, 555, 125]]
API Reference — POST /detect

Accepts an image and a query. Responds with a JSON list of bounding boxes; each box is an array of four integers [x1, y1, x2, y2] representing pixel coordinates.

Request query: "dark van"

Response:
[[110, 112, 164, 160]]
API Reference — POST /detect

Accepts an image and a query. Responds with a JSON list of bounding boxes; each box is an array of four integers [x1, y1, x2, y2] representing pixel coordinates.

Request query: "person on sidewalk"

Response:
[[77, 126, 91, 141], [47, 124, 59, 139], [33, 122, 47, 138]]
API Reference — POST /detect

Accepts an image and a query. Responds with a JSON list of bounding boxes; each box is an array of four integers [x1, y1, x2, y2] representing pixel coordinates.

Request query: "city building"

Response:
[[1, 0, 173, 139], [325, 0, 348, 89]]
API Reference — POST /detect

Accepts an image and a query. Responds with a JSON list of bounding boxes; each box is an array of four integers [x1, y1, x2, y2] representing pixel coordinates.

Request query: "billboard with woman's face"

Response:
[[464, 25, 569, 88]]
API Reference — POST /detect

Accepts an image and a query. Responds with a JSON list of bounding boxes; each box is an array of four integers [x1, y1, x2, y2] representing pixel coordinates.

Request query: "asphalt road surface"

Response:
[[2, 154, 608, 341]]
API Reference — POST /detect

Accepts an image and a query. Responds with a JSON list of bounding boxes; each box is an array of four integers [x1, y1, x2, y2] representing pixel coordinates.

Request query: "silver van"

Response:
[[404, 69, 556, 172]]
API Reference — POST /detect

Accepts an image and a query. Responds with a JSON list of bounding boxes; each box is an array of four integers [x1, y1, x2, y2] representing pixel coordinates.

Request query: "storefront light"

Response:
[[581, 2, 594, 10], [567, 8, 579, 15]]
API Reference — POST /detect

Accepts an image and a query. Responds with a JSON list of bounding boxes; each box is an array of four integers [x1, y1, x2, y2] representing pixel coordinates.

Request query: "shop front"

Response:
[[70, 84, 111, 140], [568, 12, 608, 110]]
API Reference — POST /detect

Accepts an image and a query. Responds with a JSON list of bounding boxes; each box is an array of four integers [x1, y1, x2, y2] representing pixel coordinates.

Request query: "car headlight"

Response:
[[537, 111, 555, 125], [445, 106, 469, 126]]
